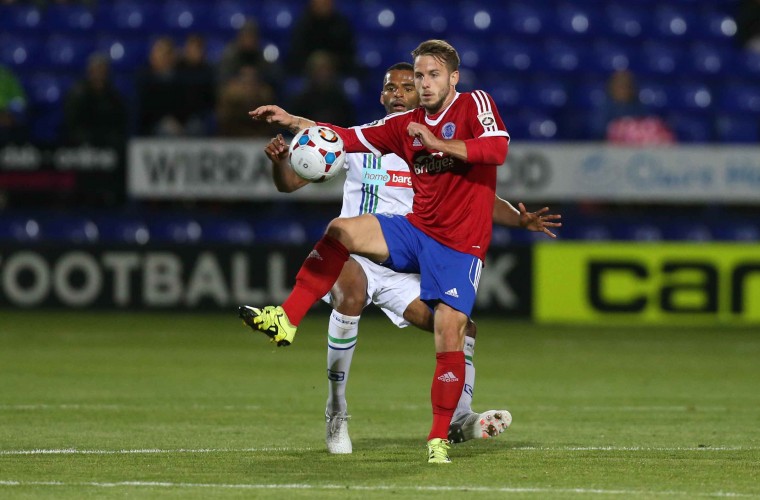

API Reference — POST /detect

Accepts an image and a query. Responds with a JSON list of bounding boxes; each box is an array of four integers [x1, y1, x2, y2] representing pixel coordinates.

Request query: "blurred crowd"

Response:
[[1, 0, 760, 147], [1, 0, 360, 146]]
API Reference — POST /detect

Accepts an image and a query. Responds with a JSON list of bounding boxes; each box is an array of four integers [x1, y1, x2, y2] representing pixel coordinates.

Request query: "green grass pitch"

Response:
[[1, 310, 759, 499]]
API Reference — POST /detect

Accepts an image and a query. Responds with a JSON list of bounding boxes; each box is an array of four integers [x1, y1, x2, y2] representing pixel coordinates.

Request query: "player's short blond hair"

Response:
[[411, 40, 460, 73]]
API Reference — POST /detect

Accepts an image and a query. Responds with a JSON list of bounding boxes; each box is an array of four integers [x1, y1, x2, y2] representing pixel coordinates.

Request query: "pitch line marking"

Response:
[[0, 445, 755, 456], [0, 480, 755, 497]]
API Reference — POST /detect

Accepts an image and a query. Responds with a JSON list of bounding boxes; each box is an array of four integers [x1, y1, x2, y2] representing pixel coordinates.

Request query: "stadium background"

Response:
[[1, 0, 759, 322]]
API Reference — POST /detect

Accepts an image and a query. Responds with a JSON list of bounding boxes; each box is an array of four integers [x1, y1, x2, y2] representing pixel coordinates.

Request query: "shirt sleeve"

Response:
[[468, 90, 510, 141]]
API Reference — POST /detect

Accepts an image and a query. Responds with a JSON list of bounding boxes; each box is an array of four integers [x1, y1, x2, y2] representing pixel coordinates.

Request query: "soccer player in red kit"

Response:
[[247, 39, 509, 464]]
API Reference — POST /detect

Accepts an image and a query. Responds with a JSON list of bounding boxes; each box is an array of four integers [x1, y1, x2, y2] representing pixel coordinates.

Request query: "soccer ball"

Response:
[[288, 126, 346, 183]]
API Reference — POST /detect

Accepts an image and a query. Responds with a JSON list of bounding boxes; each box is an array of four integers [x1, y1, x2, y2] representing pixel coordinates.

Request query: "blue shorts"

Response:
[[375, 214, 483, 316]]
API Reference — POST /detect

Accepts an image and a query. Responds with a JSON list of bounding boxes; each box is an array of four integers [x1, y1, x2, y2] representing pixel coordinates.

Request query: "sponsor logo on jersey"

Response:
[[442, 122, 456, 139], [385, 170, 412, 188], [362, 168, 412, 188], [413, 153, 456, 175], [412, 137, 423, 148]]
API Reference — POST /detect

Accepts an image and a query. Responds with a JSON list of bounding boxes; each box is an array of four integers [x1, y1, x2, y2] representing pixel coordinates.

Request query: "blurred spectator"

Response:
[[216, 64, 275, 137], [176, 34, 216, 136], [288, 51, 355, 127], [591, 70, 675, 145], [136, 37, 185, 136], [737, 0, 760, 52], [217, 19, 281, 89], [0, 64, 28, 144], [62, 53, 127, 147], [287, 0, 358, 77]]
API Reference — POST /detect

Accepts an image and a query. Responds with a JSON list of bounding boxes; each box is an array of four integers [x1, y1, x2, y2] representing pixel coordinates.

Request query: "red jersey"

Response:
[[323, 91, 509, 261]]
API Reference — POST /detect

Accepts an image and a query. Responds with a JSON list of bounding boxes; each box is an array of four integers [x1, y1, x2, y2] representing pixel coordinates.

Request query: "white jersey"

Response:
[[323, 145, 419, 328], [338, 151, 413, 218]]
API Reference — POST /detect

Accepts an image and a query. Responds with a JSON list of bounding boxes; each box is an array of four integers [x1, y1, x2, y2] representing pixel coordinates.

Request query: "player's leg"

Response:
[[324, 257, 368, 454], [448, 319, 512, 443], [239, 214, 388, 345], [400, 300, 512, 443]]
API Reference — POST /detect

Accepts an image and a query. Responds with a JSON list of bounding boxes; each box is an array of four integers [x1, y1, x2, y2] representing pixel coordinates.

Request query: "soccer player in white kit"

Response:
[[250, 62, 560, 454]]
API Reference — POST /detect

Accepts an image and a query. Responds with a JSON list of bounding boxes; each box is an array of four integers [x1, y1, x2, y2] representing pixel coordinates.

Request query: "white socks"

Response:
[[453, 336, 476, 421], [326, 310, 360, 414]]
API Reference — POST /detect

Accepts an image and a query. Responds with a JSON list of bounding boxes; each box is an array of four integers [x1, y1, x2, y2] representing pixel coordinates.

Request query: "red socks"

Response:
[[282, 234, 349, 326], [428, 351, 466, 441]]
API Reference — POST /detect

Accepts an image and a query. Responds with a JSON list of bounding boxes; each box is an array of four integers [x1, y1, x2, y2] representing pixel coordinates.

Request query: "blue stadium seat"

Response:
[[211, 0, 261, 33], [653, 5, 697, 39], [699, 9, 738, 42], [0, 3, 46, 31], [26, 74, 73, 109], [591, 40, 633, 73], [201, 219, 255, 244], [509, 110, 558, 141], [571, 81, 607, 108], [718, 83, 760, 113], [670, 82, 714, 112], [161, 0, 212, 32], [99, 0, 162, 33], [44, 35, 95, 71], [555, 2, 602, 38], [446, 37, 486, 70], [0, 35, 42, 70], [0, 216, 41, 243], [665, 223, 713, 242], [635, 41, 685, 76], [738, 49, 760, 78], [40, 216, 100, 243], [492, 38, 541, 72], [356, 36, 393, 71], [526, 79, 569, 110], [357, 2, 404, 33], [484, 76, 526, 109], [623, 223, 664, 242], [689, 42, 733, 76], [544, 39, 588, 74], [46, 4, 97, 33], [252, 220, 307, 244], [667, 112, 714, 143], [504, 2, 554, 37], [603, 3, 649, 39], [259, 1, 300, 43], [148, 218, 203, 244], [457, 2, 503, 35], [96, 218, 150, 245], [637, 79, 672, 110], [96, 36, 148, 72], [715, 113, 760, 143], [410, 1, 454, 35], [712, 222, 760, 241]]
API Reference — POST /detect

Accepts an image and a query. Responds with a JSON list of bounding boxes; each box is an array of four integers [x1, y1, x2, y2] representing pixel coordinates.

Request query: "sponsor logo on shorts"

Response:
[[445, 287, 459, 298]]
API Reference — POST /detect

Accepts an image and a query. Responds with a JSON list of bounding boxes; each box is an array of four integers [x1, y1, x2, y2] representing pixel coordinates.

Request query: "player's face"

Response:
[[380, 70, 419, 114], [413, 55, 458, 114]]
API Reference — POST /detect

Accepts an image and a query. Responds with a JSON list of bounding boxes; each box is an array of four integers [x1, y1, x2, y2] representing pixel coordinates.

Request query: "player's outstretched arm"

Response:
[[266, 134, 309, 193], [492, 197, 562, 239], [249, 105, 316, 134]]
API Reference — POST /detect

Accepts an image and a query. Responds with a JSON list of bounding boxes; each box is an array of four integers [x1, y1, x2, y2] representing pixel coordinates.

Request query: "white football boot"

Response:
[[325, 409, 352, 454], [448, 409, 512, 443]]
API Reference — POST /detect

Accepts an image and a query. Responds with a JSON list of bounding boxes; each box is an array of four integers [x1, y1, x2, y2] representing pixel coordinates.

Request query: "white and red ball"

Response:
[[288, 126, 346, 183]]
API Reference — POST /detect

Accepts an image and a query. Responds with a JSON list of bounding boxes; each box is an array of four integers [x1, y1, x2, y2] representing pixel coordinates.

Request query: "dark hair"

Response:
[[385, 62, 413, 73], [411, 39, 460, 72]]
